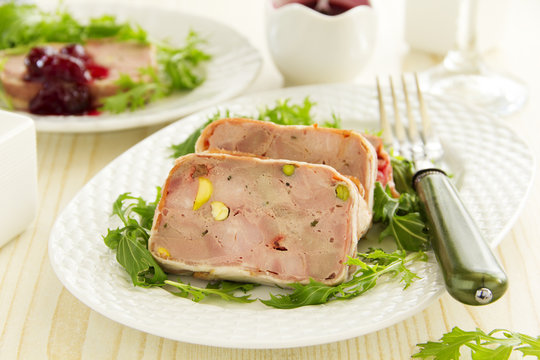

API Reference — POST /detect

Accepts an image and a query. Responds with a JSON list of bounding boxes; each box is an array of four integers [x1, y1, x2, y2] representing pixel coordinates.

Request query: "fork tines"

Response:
[[376, 73, 443, 167]]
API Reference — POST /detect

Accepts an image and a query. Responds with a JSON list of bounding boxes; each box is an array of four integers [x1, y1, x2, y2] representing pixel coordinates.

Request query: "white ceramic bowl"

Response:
[[265, 0, 376, 85], [0, 110, 38, 248]]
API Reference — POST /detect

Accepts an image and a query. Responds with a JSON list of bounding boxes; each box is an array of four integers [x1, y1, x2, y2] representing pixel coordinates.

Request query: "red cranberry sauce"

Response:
[[275, 0, 370, 16], [24, 44, 109, 115]]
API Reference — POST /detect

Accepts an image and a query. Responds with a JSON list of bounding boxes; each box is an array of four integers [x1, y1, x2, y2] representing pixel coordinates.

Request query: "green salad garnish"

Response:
[[103, 98, 431, 307]]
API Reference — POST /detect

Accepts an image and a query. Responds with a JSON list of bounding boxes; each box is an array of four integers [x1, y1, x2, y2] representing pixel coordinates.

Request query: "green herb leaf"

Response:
[[117, 231, 167, 287], [104, 189, 258, 298], [380, 212, 429, 251], [0, 3, 148, 50], [165, 279, 256, 303], [391, 156, 416, 194], [169, 110, 231, 158], [413, 327, 540, 360], [515, 333, 540, 357], [257, 97, 316, 126], [373, 176, 429, 252], [261, 249, 426, 309], [100, 31, 211, 114], [103, 188, 166, 287], [170, 118, 213, 158], [157, 30, 211, 90], [86, 15, 147, 42], [100, 68, 169, 113]]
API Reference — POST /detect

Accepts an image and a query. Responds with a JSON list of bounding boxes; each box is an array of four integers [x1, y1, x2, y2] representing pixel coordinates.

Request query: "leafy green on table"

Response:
[[100, 31, 211, 114], [261, 249, 427, 309], [413, 327, 540, 359]]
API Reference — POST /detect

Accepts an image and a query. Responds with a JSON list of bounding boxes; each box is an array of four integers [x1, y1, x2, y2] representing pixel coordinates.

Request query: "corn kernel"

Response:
[[211, 201, 229, 221], [193, 177, 213, 210]]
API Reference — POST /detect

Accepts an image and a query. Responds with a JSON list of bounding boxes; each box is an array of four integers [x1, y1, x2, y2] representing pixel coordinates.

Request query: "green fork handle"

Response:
[[414, 169, 508, 305]]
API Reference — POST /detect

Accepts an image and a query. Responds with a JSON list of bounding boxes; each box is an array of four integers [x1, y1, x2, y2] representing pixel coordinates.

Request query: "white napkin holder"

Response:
[[0, 110, 38, 248]]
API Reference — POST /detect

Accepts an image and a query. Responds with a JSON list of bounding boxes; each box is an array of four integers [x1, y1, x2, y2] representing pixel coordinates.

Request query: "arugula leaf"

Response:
[[257, 97, 315, 125], [103, 189, 260, 299], [391, 156, 416, 194], [100, 68, 169, 113], [261, 249, 426, 309], [157, 30, 211, 90], [100, 32, 211, 114], [165, 279, 256, 303], [103, 188, 167, 287], [0, 3, 148, 50], [169, 111, 229, 158], [373, 182, 429, 251], [413, 327, 540, 360], [85, 15, 147, 42]]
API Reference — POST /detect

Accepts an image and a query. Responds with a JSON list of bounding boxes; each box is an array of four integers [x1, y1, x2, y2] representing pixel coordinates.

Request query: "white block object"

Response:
[[0, 110, 38, 248], [404, 0, 509, 55]]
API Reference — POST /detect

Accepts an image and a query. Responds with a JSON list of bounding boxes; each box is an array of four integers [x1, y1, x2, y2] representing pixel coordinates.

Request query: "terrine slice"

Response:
[[148, 152, 370, 286], [195, 118, 378, 210]]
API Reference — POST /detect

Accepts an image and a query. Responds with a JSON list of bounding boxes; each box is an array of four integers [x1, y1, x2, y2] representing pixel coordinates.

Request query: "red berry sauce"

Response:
[[24, 44, 109, 115]]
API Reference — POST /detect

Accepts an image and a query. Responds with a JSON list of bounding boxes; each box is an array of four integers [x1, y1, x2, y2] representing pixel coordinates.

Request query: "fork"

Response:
[[376, 74, 508, 305]]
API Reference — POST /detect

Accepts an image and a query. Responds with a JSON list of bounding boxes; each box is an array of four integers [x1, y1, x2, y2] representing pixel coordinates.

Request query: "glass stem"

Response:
[[442, 0, 482, 73]]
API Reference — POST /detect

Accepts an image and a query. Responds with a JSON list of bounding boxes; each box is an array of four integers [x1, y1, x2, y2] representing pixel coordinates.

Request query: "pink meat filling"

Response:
[[195, 119, 377, 208], [149, 153, 361, 286]]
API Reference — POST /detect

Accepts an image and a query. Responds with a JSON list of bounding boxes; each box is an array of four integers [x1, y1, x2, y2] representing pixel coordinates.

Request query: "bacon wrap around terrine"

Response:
[[148, 152, 370, 287], [195, 118, 378, 211]]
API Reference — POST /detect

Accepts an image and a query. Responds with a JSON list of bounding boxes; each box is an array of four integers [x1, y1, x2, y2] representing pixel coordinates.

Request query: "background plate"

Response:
[[5, 1, 261, 133], [49, 84, 534, 349]]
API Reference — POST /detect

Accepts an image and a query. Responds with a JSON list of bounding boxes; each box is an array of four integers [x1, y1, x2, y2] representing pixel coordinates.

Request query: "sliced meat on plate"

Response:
[[149, 152, 370, 286], [195, 118, 378, 209]]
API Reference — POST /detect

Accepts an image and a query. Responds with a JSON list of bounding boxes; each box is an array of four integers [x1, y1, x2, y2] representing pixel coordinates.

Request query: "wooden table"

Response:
[[1, 0, 539, 358]]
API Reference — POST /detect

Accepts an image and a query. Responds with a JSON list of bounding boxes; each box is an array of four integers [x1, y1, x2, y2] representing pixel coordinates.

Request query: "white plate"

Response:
[[49, 84, 534, 349], [4, 1, 262, 133]]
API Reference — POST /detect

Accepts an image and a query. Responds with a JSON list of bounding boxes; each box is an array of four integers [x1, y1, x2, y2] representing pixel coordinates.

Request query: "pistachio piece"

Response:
[[335, 184, 350, 201], [193, 177, 213, 210], [211, 201, 230, 221], [282, 164, 296, 176], [157, 247, 171, 258]]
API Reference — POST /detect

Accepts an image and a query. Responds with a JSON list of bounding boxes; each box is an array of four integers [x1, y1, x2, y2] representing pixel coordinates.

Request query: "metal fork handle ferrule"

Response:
[[413, 170, 508, 305]]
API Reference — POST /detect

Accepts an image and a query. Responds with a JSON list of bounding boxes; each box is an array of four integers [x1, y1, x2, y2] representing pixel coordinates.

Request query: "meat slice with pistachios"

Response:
[[148, 152, 370, 287], [195, 118, 379, 210]]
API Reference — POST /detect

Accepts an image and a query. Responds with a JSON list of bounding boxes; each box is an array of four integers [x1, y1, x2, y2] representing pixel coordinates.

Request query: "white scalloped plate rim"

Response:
[[49, 83, 535, 349], [5, 1, 262, 133]]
